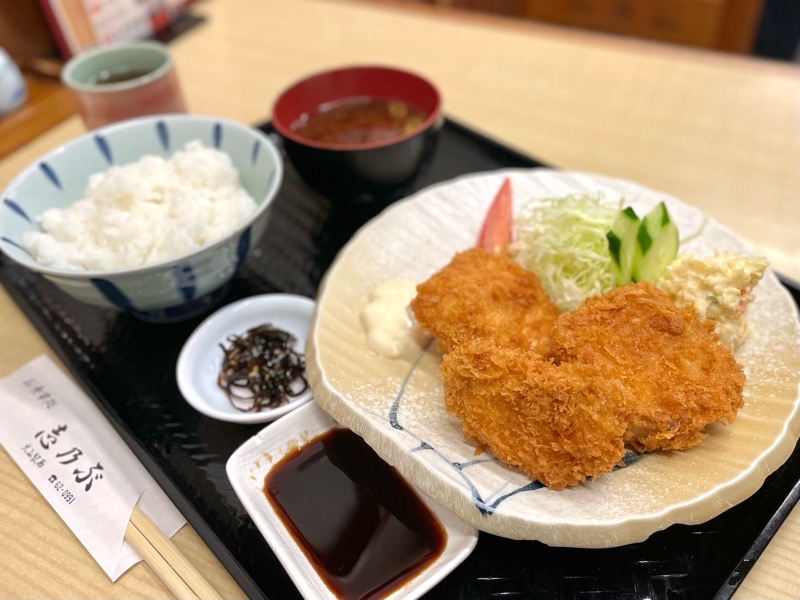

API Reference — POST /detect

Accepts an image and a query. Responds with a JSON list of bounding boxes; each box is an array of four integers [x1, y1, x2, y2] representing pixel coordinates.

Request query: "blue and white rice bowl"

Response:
[[0, 115, 283, 321]]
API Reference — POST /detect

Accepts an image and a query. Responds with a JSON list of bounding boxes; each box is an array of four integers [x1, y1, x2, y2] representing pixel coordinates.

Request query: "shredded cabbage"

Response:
[[508, 194, 620, 312]]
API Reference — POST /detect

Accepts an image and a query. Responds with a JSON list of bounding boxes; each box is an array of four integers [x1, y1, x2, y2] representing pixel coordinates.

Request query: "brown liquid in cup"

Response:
[[90, 68, 153, 85]]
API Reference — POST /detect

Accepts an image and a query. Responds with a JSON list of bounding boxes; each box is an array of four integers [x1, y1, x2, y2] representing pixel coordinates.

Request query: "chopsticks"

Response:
[[125, 507, 224, 600]]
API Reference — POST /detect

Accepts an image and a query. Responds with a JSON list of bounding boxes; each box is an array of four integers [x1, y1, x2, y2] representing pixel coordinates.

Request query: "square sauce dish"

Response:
[[226, 401, 478, 600]]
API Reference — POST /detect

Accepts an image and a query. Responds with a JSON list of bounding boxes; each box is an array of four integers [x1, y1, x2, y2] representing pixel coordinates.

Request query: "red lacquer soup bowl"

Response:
[[272, 65, 442, 200]]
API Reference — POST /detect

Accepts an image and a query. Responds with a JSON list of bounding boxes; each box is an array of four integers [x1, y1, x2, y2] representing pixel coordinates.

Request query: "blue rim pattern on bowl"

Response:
[[0, 115, 283, 319]]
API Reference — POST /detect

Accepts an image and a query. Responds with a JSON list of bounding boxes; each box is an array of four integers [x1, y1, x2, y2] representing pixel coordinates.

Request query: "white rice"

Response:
[[23, 140, 257, 271]]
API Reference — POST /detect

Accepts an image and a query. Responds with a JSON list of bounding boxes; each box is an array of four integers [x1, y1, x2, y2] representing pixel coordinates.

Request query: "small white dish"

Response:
[[226, 401, 479, 600], [176, 293, 315, 423]]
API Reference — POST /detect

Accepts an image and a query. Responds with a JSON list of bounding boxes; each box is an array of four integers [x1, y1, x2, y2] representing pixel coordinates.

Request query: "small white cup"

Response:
[[0, 48, 27, 116]]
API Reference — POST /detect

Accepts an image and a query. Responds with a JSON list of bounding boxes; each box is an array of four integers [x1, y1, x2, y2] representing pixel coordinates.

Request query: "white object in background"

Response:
[[0, 355, 186, 580], [0, 48, 26, 115]]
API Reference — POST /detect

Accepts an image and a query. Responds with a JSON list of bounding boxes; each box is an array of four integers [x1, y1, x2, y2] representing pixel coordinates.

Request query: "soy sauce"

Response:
[[264, 428, 447, 599]]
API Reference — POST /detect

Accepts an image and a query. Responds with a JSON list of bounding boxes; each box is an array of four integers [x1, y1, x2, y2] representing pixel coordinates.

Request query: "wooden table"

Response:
[[0, 0, 797, 598]]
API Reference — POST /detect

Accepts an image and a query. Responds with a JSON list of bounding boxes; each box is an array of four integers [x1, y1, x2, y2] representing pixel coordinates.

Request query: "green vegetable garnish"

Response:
[[509, 195, 680, 312], [631, 201, 679, 283], [607, 206, 640, 286], [509, 194, 618, 312]]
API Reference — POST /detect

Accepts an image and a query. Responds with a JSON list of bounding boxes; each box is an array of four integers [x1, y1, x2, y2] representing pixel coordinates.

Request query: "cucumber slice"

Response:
[[632, 202, 679, 283], [606, 206, 640, 285]]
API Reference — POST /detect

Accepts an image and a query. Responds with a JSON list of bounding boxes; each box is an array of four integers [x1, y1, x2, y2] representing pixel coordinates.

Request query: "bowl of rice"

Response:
[[0, 114, 283, 321]]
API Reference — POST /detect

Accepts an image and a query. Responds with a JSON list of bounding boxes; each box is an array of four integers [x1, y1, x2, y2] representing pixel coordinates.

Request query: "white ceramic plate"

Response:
[[176, 293, 315, 423], [226, 400, 479, 600], [306, 168, 800, 548]]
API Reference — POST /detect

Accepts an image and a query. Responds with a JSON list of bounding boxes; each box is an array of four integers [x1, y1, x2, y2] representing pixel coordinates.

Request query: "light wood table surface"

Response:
[[1, 0, 798, 598]]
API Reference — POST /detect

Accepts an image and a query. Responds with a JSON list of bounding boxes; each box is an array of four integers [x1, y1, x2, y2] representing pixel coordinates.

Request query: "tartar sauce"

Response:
[[360, 278, 432, 358]]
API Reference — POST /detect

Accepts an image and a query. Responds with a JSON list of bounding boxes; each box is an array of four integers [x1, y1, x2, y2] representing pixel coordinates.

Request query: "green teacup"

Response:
[[62, 41, 186, 130]]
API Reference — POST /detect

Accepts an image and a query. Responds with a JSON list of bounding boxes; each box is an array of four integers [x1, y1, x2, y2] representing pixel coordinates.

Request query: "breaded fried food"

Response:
[[550, 282, 745, 453], [411, 247, 560, 354], [413, 248, 746, 489], [431, 280, 745, 489], [441, 339, 632, 489]]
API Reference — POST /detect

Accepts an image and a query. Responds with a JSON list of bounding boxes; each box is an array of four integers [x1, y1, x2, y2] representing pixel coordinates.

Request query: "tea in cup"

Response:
[[61, 41, 186, 130]]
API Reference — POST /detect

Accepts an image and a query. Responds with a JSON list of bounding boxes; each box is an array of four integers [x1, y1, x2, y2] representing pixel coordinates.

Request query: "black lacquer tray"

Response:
[[2, 118, 799, 600]]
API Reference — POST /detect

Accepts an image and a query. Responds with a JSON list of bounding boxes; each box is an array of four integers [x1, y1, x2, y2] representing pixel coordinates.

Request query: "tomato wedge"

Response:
[[477, 177, 513, 255]]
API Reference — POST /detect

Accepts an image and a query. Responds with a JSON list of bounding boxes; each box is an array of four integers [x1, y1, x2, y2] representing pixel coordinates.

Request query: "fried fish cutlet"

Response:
[[550, 282, 745, 453], [413, 247, 746, 489], [410, 247, 560, 355], [441, 339, 632, 490]]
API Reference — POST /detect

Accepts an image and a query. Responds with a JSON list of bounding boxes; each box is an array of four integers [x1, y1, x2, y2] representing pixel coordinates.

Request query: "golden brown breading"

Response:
[[411, 248, 559, 354], [413, 249, 747, 490], [550, 282, 745, 453], [441, 339, 632, 489]]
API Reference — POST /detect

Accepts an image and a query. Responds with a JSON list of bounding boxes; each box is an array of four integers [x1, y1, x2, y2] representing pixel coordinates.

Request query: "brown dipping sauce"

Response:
[[264, 428, 446, 600], [292, 98, 426, 145]]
